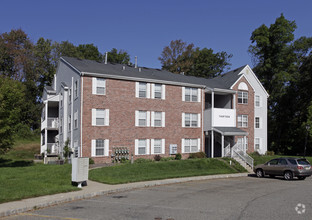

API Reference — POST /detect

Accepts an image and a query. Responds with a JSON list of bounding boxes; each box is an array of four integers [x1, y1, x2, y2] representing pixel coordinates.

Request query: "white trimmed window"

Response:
[[91, 139, 109, 156], [135, 139, 150, 155], [255, 95, 261, 107], [237, 138, 248, 152], [135, 110, 150, 127], [255, 138, 261, 150], [74, 80, 78, 99], [182, 138, 200, 153], [151, 84, 165, 99], [74, 111, 78, 129], [255, 117, 260, 129], [92, 109, 109, 126], [151, 111, 165, 127], [74, 140, 78, 157], [182, 113, 200, 128], [135, 82, 151, 98], [154, 84, 162, 99], [183, 87, 200, 102], [92, 77, 106, 95], [237, 115, 248, 128], [238, 91, 248, 104], [151, 139, 165, 154]]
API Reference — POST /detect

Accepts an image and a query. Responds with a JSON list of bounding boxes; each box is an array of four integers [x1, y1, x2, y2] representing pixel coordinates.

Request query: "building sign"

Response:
[[213, 108, 235, 127]]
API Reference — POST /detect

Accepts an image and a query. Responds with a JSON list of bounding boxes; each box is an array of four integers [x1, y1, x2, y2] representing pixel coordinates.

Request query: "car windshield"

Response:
[[297, 159, 310, 165]]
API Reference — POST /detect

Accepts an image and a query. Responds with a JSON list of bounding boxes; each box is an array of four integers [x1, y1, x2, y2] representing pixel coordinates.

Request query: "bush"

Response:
[[189, 152, 206, 159], [266, 151, 275, 156], [249, 151, 261, 157], [134, 158, 153, 163], [175, 153, 182, 160], [89, 158, 95, 164], [120, 157, 128, 163], [154, 155, 162, 161], [160, 157, 175, 161]]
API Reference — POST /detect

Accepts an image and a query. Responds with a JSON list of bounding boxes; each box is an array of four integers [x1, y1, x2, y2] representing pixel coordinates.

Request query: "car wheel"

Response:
[[298, 177, 306, 180], [256, 169, 264, 178], [284, 171, 293, 180], [269, 175, 275, 178]]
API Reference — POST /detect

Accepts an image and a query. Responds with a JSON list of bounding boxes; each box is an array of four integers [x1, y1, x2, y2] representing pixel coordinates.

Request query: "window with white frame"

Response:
[[153, 139, 162, 154], [92, 109, 109, 126], [154, 112, 162, 127], [74, 80, 78, 98], [96, 139, 105, 156], [183, 138, 199, 153], [92, 77, 106, 95], [139, 82, 147, 98], [185, 87, 198, 102], [74, 111, 78, 129], [237, 115, 248, 128], [255, 117, 260, 128], [237, 137, 248, 152], [68, 115, 71, 131], [154, 84, 162, 99], [255, 138, 260, 150], [74, 140, 78, 157], [238, 91, 248, 104], [91, 139, 109, 156], [183, 113, 200, 127], [135, 139, 149, 155], [139, 111, 147, 126], [255, 95, 260, 107]]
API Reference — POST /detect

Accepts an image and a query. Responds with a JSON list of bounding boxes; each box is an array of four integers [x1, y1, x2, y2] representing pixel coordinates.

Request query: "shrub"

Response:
[[154, 155, 162, 161], [120, 157, 128, 163], [249, 151, 261, 157], [89, 158, 95, 164], [189, 152, 206, 159], [266, 151, 275, 156], [175, 153, 182, 160], [160, 157, 175, 161], [134, 158, 153, 163]]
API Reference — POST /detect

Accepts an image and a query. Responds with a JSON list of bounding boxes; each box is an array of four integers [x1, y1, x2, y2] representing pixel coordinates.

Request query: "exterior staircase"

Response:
[[225, 144, 254, 173]]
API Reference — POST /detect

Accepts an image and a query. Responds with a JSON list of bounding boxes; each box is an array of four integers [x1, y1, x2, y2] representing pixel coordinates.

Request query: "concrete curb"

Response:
[[0, 173, 248, 218]]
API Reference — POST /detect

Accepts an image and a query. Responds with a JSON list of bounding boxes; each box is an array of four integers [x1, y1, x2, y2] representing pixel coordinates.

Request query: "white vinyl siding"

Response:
[[184, 87, 199, 102], [135, 139, 150, 155], [91, 139, 109, 157], [183, 113, 200, 128], [74, 80, 78, 99], [74, 111, 78, 129], [92, 109, 109, 126], [255, 95, 261, 107], [238, 115, 248, 128], [92, 77, 106, 95], [68, 115, 71, 132], [238, 91, 248, 104], [255, 138, 261, 151], [182, 138, 200, 153]]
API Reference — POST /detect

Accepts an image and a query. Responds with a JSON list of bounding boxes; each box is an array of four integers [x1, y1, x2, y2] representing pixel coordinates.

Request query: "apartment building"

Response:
[[40, 57, 268, 164]]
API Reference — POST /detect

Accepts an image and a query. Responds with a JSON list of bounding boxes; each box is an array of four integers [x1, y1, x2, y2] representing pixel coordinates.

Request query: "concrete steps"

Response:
[[233, 157, 253, 173]]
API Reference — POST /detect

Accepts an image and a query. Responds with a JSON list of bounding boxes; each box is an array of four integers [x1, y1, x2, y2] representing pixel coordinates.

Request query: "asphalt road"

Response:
[[5, 175, 312, 220]]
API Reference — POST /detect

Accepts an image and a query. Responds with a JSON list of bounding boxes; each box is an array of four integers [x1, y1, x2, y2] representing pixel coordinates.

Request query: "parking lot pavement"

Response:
[[6, 176, 312, 220]]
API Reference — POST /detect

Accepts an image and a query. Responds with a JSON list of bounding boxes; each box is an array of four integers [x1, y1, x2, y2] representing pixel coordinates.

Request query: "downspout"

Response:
[[201, 88, 204, 152], [80, 76, 84, 157]]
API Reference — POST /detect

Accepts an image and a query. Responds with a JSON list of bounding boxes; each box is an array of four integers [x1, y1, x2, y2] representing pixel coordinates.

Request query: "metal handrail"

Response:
[[232, 149, 254, 170]]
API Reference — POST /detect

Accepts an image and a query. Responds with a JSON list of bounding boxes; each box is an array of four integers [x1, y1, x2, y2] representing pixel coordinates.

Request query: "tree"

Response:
[[77, 44, 102, 61], [158, 39, 232, 77], [0, 76, 26, 154], [107, 48, 131, 64]]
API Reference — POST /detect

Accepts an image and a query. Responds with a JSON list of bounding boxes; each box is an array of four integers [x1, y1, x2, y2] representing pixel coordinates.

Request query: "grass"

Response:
[[89, 158, 244, 185], [250, 154, 312, 166], [0, 164, 79, 204]]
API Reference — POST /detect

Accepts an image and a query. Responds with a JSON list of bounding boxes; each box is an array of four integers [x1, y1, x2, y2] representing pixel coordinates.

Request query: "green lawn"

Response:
[[0, 164, 79, 204], [250, 154, 312, 166], [89, 158, 245, 185]]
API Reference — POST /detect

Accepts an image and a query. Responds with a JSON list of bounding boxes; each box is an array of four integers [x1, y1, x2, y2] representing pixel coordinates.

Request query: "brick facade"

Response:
[[81, 76, 203, 163], [232, 76, 255, 153]]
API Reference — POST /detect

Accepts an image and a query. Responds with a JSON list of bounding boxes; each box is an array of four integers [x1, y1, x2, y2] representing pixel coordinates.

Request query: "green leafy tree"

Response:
[[77, 44, 102, 61], [107, 48, 131, 64]]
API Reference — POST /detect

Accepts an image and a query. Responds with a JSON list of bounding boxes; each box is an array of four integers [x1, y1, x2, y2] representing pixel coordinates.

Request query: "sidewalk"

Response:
[[0, 172, 248, 218]]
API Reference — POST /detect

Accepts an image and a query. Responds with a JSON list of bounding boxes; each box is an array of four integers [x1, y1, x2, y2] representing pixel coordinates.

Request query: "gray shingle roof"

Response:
[[61, 56, 246, 90]]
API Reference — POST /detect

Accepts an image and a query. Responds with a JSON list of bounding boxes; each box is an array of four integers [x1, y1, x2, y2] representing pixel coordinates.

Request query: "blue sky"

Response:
[[1, 0, 311, 70]]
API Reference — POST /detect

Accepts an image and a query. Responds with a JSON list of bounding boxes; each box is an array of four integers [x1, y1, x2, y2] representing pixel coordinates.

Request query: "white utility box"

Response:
[[72, 157, 89, 187]]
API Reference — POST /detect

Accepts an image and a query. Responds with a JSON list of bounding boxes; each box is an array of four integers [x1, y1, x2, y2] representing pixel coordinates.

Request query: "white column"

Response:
[[211, 91, 214, 127], [244, 136, 247, 154], [221, 134, 224, 157], [211, 130, 214, 158], [45, 129, 48, 155], [233, 94, 236, 127]]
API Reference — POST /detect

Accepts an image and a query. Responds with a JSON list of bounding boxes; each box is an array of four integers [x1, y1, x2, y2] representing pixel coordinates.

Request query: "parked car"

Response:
[[254, 157, 312, 180]]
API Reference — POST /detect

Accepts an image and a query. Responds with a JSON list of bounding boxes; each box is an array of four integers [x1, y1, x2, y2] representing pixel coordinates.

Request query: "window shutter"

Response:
[[146, 139, 150, 155], [151, 84, 155, 99], [197, 88, 201, 102], [162, 139, 165, 154], [197, 138, 201, 152], [181, 139, 185, 153], [162, 112, 165, 127], [92, 109, 96, 126], [151, 111, 155, 127], [104, 139, 109, 156], [182, 113, 185, 127], [182, 87, 185, 101], [91, 140, 96, 156], [147, 111, 150, 127], [151, 139, 154, 154], [146, 83, 151, 98], [135, 139, 138, 155], [162, 85, 166, 100], [92, 77, 97, 94], [197, 113, 201, 128], [105, 109, 109, 126], [135, 82, 139, 98], [135, 111, 139, 126]]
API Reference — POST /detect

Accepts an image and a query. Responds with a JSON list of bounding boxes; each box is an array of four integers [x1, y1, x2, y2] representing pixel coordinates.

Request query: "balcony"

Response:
[[47, 117, 59, 129]]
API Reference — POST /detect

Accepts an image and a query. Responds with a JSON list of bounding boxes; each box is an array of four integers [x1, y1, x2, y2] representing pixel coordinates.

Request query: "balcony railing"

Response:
[[47, 117, 59, 129]]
